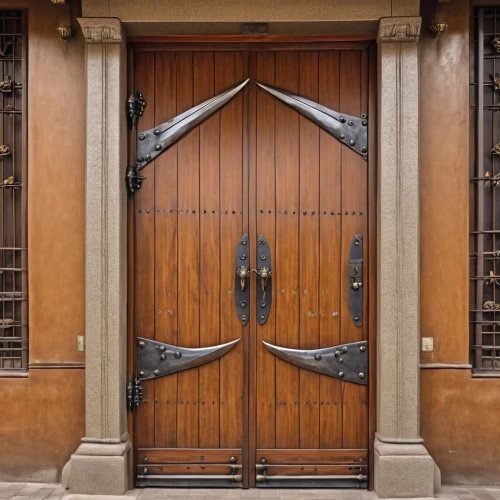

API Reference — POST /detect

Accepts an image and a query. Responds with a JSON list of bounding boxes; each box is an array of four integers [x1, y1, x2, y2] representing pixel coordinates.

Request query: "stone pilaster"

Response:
[[375, 16, 440, 498], [62, 17, 130, 495]]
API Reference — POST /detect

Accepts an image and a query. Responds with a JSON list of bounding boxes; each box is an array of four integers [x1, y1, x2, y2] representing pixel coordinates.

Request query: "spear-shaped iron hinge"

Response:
[[127, 79, 249, 193]]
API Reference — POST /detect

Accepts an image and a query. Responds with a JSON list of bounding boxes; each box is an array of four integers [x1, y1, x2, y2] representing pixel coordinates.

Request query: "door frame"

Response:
[[126, 36, 377, 490]]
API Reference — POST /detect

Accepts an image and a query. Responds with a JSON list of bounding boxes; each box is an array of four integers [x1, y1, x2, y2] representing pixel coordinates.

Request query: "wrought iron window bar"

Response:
[[470, 7, 500, 374], [0, 10, 27, 374]]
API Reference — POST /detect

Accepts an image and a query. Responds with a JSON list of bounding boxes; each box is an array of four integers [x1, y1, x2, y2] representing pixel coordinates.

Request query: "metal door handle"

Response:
[[236, 266, 250, 291], [251, 267, 271, 300]]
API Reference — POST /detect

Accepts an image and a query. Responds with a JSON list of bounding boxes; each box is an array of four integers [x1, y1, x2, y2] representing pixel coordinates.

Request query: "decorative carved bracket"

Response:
[[377, 17, 422, 43]]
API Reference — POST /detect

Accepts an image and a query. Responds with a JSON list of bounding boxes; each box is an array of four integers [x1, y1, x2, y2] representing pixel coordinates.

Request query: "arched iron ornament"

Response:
[[137, 337, 240, 381], [256, 82, 368, 159], [127, 78, 250, 192], [262, 340, 368, 385]]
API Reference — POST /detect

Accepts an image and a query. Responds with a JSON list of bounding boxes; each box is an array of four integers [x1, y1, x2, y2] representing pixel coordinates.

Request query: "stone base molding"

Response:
[[62, 441, 131, 495], [376, 15, 440, 498], [374, 438, 440, 498], [63, 17, 129, 496]]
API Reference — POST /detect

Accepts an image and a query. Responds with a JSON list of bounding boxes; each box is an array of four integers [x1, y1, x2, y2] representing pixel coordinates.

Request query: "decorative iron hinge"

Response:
[[262, 340, 368, 385], [126, 79, 249, 194], [136, 337, 240, 381], [127, 90, 146, 130], [127, 377, 145, 410], [257, 82, 368, 159], [126, 163, 146, 193]]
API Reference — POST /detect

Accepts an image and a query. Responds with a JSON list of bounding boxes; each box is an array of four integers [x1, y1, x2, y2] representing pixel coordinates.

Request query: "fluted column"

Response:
[[62, 17, 130, 495], [375, 16, 440, 498]]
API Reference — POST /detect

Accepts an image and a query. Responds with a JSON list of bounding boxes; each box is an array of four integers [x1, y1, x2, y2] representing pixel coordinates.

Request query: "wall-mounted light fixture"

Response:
[[428, 21, 448, 40], [51, 0, 73, 42]]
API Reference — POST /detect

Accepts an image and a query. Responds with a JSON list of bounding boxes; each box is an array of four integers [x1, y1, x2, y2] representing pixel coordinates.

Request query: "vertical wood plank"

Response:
[[318, 50, 343, 449], [196, 51, 221, 449], [255, 51, 276, 450], [275, 51, 300, 449], [339, 50, 368, 450], [298, 51, 320, 449], [176, 52, 200, 449], [217, 51, 244, 449], [154, 51, 178, 448], [135, 51, 156, 449]]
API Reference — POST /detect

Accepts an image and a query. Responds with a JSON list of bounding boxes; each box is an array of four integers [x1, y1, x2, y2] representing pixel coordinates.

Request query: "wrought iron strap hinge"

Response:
[[257, 82, 368, 159], [126, 79, 249, 194], [136, 337, 240, 381], [348, 234, 363, 327], [262, 340, 368, 385], [127, 91, 146, 130]]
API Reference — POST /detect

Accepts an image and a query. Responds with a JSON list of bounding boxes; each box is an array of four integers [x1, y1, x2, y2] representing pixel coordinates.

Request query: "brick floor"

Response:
[[1, 483, 500, 500]]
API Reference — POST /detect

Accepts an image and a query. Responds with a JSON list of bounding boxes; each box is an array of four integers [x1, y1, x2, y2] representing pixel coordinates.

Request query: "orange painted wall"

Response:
[[0, 0, 85, 482], [420, 0, 500, 485]]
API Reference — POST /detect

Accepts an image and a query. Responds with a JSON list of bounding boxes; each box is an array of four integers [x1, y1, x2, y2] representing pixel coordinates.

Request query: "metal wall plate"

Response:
[[235, 234, 250, 325], [262, 340, 368, 386], [255, 235, 272, 325], [137, 337, 240, 381], [348, 234, 363, 327]]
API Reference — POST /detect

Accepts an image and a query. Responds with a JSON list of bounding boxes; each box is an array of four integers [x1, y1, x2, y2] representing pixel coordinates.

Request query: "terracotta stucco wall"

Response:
[[0, 0, 85, 482], [420, 0, 500, 485]]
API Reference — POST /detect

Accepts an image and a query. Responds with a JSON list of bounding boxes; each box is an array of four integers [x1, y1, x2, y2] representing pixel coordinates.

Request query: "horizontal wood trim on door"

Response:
[[261, 465, 368, 476], [256, 449, 367, 465], [131, 41, 372, 53], [137, 448, 242, 464], [136, 464, 241, 475]]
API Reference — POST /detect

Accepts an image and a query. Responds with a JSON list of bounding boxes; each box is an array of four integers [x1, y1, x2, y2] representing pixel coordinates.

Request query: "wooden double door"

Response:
[[131, 41, 375, 489]]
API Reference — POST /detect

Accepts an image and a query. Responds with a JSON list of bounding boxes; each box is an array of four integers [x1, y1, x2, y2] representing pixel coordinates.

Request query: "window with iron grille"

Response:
[[470, 6, 500, 374], [0, 10, 27, 375]]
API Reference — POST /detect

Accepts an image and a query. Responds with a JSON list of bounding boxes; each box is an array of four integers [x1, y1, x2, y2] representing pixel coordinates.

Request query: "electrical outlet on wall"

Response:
[[421, 337, 434, 352], [77, 335, 85, 352]]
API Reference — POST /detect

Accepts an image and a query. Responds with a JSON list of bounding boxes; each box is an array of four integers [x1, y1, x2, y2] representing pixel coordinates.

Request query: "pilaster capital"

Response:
[[377, 16, 422, 43], [78, 17, 126, 45]]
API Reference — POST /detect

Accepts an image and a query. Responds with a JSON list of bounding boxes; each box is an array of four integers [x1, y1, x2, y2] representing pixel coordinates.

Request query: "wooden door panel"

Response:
[[197, 51, 221, 450], [339, 51, 369, 451], [135, 51, 156, 450], [154, 50, 179, 449], [255, 51, 277, 450], [132, 43, 373, 488], [252, 48, 370, 486], [298, 50, 321, 450], [274, 50, 300, 450], [256, 449, 367, 465], [217, 51, 246, 450], [318, 50, 343, 450], [134, 50, 247, 486]]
